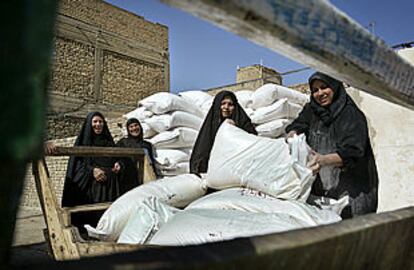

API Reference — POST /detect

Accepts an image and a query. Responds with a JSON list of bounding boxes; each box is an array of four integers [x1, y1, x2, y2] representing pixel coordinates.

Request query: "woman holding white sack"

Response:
[[285, 72, 378, 219], [190, 90, 257, 175]]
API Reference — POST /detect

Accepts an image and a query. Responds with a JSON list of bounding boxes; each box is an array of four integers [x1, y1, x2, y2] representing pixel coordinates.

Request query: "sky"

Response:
[[105, 0, 413, 93]]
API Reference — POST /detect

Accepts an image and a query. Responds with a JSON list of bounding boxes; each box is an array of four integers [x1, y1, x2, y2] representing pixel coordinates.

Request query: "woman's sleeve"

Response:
[[285, 103, 312, 134], [335, 107, 368, 169], [71, 158, 95, 189]]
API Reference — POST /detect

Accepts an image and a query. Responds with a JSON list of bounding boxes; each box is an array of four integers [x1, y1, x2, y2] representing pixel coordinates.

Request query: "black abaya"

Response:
[[190, 91, 257, 174], [285, 72, 379, 218]]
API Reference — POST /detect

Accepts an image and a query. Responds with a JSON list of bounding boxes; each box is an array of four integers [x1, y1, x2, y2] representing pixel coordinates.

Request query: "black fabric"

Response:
[[62, 112, 119, 208], [116, 118, 160, 194], [190, 91, 257, 174], [286, 72, 378, 218]]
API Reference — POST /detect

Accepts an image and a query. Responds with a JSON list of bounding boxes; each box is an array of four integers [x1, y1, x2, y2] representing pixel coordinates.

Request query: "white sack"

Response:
[[139, 92, 204, 117], [256, 119, 290, 138], [200, 98, 213, 116], [117, 197, 179, 244], [179, 90, 213, 108], [159, 162, 190, 176], [206, 122, 313, 200], [307, 194, 349, 216], [149, 208, 311, 246], [250, 98, 303, 124], [145, 111, 202, 133], [84, 174, 206, 241], [187, 188, 340, 226], [251, 83, 309, 109], [123, 106, 154, 121], [235, 90, 253, 108], [148, 127, 198, 149], [155, 149, 190, 167], [142, 122, 157, 139]]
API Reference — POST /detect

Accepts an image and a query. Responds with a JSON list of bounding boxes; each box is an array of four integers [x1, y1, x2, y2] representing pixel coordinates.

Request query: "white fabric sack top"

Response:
[[139, 92, 204, 117], [250, 98, 303, 124], [307, 194, 349, 216], [148, 127, 198, 149], [117, 197, 179, 244], [178, 90, 213, 108], [155, 149, 190, 167], [256, 118, 290, 138], [186, 188, 340, 226], [251, 83, 309, 109], [84, 174, 207, 241], [159, 162, 190, 176], [123, 106, 154, 121], [206, 122, 313, 200], [141, 122, 157, 139], [235, 90, 253, 108], [149, 208, 312, 246], [145, 111, 202, 133], [200, 98, 213, 116]]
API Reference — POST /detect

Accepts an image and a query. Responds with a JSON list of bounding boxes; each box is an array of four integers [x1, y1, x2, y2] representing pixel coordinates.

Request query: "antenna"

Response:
[[368, 21, 376, 35]]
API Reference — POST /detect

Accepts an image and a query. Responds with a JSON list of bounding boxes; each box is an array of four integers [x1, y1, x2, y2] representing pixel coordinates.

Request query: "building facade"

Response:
[[47, 0, 170, 139]]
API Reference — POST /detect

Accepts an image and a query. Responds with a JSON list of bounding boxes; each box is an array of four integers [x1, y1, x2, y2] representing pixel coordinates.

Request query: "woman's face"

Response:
[[220, 97, 235, 118], [128, 122, 141, 137], [311, 80, 334, 107], [91, 115, 104, 135]]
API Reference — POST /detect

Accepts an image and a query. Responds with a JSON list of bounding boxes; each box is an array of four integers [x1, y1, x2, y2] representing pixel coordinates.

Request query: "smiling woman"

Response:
[[190, 91, 257, 175], [286, 72, 379, 219], [62, 112, 122, 230]]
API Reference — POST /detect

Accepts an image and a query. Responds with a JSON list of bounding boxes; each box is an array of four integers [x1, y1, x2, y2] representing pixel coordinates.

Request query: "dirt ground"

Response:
[[9, 206, 53, 266]]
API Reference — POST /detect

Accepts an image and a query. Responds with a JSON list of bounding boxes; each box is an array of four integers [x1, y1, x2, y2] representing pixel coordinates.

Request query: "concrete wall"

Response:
[[47, 0, 169, 139], [347, 47, 414, 212]]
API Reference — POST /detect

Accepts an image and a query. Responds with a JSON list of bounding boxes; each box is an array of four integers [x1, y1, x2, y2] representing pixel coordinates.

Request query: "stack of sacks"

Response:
[[115, 124, 343, 246], [235, 84, 308, 138], [85, 174, 207, 241], [123, 92, 208, 176]]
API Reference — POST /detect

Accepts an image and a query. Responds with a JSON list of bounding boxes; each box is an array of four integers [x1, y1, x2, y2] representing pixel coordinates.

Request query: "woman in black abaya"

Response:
[[116, 118, 159, 194], [285, 72, 378, 218], [62, 111, 121, 208], [190, 90, 257, 175]]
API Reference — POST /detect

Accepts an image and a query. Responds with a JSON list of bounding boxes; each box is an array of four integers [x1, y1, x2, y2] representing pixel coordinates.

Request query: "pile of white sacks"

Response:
[[85, 123, 348, 246], [123, 83, 309, 177]]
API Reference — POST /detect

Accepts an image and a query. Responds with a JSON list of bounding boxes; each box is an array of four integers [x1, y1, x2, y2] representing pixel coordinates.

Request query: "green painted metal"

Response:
[[0, 0, 57, 267]]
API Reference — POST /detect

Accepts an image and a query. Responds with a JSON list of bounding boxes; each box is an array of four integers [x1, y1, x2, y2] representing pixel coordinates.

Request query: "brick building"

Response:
[[47, 0, 170, 140]]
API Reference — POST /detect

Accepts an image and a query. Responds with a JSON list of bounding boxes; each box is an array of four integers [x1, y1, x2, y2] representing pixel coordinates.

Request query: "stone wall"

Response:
[[236, 65, 282, 85], [47, 0, 169, 139]]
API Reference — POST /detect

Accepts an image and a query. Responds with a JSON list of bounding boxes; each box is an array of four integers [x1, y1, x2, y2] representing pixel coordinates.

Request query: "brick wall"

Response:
[[47, 0, 169, 139]]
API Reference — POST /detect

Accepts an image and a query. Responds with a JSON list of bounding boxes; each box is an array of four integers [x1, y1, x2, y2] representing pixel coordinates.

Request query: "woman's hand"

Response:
[[307, 151, 322, 175], [225, 119, 236, 126], [112, 162, 121, 174], [93, 168, 107, 182], [307, 150, 344, 175], [287, 130, 297, 138]]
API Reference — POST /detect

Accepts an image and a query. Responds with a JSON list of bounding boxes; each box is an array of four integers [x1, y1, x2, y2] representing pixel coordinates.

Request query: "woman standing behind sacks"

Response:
[[285, 72, 378, 218], [62, 112, 122, 207], [116, 118, 160, 193], [190, 90, 257, 175]]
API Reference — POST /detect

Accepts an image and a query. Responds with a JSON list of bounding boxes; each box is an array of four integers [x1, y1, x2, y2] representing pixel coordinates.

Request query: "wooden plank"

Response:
[[33, 160, 81, 260], [47, 146, 145, 158], [160, 0, 414, 109]]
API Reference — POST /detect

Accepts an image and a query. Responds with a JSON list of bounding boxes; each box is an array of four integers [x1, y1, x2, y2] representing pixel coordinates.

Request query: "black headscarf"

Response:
[[116, 118, 160, 183], [309, 72, 349, 126], [190, 90, 257, 174]]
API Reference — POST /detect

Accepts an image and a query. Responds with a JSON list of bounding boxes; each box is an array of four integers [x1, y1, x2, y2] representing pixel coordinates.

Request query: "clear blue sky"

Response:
[[105, 0, 413, 93]]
